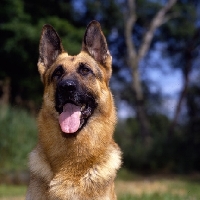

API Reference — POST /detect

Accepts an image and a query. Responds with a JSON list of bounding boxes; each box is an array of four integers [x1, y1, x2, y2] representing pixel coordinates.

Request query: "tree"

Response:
[[0, 0, 84, 107], [169, 28, 200, 136], [124, 0, 177, 144], [162, 0, 200, 136]]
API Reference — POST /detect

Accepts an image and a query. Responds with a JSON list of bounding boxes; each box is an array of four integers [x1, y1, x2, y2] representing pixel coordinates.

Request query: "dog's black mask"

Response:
[[55, 79, 97, 131]]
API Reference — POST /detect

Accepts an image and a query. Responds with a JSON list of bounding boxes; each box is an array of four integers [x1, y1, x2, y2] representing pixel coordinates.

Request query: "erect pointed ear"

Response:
[[82, 20, 111, 64], [38, 24, 64, 78]]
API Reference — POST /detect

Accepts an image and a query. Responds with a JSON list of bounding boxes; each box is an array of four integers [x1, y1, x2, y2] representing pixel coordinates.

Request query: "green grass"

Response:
[[117, 178, 200, 200], [116, 169, 200, 200], [119, 193, 191, 200], [0, 185, 26, 197]]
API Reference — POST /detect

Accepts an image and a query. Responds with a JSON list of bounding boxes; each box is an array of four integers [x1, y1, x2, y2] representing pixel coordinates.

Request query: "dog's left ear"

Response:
[[38, 25, 64, 81], [82, 20, 111, 65]]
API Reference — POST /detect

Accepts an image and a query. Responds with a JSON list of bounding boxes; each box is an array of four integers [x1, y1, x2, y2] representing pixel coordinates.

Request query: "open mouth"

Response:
[[56, 97, 97, 134]]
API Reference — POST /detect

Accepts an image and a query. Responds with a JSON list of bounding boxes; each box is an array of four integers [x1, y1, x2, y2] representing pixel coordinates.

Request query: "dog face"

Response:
[[37, 21, 114, 135]]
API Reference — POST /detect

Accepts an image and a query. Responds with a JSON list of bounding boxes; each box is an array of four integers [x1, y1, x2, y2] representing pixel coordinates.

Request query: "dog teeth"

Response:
[[81, 104, 86, 111]]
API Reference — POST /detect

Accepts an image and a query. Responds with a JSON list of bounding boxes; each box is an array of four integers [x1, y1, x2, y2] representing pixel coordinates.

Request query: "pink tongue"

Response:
[[59, 103, 81, 134]]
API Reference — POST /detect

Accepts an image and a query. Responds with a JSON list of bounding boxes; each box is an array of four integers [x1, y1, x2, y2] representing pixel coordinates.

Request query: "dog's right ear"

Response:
[[38, 25, 64, 81]]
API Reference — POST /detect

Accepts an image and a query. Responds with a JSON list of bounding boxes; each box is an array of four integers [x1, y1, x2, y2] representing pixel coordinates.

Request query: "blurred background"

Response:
[[0, 0, 200, 199]]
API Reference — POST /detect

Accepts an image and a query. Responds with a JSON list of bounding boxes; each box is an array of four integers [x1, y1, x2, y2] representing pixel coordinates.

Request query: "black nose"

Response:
[[58, 80, 77, 93]]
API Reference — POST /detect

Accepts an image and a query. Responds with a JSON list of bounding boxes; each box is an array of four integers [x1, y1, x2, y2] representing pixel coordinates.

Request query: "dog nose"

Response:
[[65, 80, 77, 92], [59, 80, 77, 93]]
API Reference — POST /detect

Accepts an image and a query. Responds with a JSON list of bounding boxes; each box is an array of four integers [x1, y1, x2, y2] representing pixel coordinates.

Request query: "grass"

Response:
[[117, 179, 200, 200], [0, 185, 26, 200], [116, 169, 200, 200], [1, 170, 200, 200]]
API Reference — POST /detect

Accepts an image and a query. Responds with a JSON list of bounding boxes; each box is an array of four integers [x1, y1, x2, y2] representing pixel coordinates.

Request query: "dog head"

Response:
[[37, 21, 114, 135]]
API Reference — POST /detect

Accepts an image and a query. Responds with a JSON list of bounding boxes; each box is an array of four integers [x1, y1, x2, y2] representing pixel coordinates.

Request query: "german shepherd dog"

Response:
[[26, 20, 121, 200]]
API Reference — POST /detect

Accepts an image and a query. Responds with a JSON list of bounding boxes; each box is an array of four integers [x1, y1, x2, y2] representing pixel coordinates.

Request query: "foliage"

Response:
[[0, 0, 85, 106], [0, 105, 37, 172], [115, 115, 168, 171], [115, 113, 200, 173]]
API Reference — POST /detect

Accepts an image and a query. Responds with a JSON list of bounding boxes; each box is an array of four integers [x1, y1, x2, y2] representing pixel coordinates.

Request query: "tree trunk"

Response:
[[124, 0, 177, 144], [0, 77, 10, 105], [130, 59, 151, 143]]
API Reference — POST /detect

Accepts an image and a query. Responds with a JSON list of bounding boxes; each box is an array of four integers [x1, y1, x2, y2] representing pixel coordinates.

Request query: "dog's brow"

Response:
[[79, 62, 102, 80]]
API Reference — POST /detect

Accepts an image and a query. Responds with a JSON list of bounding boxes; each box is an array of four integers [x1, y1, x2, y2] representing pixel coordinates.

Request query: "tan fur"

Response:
[[26, 21, 121, 200]]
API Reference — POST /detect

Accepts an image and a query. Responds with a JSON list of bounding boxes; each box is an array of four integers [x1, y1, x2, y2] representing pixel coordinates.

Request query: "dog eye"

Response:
[[78, 63, 92, 76], [52, 65, 64, 79]]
